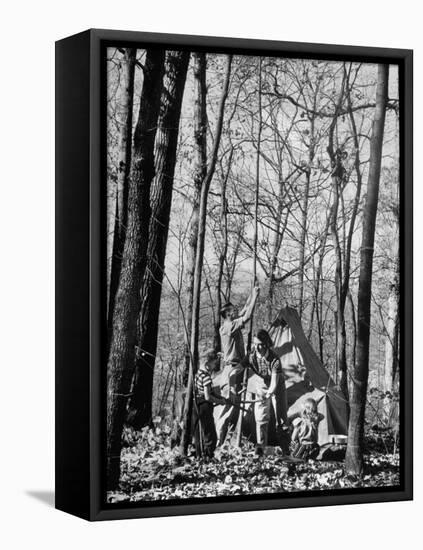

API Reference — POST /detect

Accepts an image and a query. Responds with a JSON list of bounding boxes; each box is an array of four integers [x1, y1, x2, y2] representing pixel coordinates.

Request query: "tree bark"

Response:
[[327, 73, 349, 402], [267, 178, 288, 324], [214, 149, 233, 352], [345, 64, 389, 475], [106, 50, 165, 490], [107, 48, 136, 335], [308, 218, 330, 362], [298, 102, 317, 318], [125, 50, 190, 429], [180, 55, 232, 455], [384, 274, 399, 392], [248, 57, 262, 350], [329, 156, 349, 400], [384, 235, 399, 420], [184, 53, 207, 381], [236, 56, 262, 448]]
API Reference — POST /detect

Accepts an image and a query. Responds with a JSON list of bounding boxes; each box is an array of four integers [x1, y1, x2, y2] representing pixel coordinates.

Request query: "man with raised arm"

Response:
[[215, 284, 260, 445]]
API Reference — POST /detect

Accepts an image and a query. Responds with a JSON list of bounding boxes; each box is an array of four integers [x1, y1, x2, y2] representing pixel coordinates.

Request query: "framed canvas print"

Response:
[[55, 29, 413, 521]]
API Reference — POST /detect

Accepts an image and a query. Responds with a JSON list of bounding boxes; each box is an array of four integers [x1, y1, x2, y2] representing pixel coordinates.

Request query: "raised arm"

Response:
[[239, 292, 252, 317], [240, 284, 260, 323]]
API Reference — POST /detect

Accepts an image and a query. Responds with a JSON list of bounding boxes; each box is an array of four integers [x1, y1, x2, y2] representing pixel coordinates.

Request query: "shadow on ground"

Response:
[[26, 490, 55, 508]]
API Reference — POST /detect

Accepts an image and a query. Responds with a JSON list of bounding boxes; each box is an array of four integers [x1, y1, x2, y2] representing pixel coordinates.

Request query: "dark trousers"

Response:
[[192, 400, 217, 458]]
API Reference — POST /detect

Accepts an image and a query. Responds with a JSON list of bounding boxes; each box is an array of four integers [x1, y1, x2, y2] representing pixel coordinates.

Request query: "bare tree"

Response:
[[180, 54, 233, 455], [183, 53, 208, 380], [107, 48, 136, 334], [126, 50, 190, 429], [345, 64, 389, 475], [213, 148, 233, 351], [107, 50, 165, 489]]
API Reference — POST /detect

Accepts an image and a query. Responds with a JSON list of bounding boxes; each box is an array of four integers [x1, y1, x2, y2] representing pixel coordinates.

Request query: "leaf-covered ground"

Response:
[[107, 427, 400, 504]]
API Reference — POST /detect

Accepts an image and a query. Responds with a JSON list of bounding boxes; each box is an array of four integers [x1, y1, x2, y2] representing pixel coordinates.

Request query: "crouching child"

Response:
[[193, 349, 227, 458], [290, 398, 321, 460]]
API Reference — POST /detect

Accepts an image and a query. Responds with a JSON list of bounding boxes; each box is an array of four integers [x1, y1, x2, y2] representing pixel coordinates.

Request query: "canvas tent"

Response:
[[268, 306, 348, 444], [213, 306, 348, 446]]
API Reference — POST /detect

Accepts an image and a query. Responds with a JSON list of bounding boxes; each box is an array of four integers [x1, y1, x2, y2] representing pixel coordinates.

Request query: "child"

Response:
[[192, 349, 227, 458], [290, 398, 321, 460]]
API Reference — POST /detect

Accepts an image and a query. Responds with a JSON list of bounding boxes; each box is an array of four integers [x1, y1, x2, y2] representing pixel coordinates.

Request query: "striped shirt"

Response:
[[194, 367, 212, 400]]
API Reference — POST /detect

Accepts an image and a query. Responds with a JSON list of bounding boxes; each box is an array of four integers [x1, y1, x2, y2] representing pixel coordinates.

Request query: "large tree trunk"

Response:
[[107, 48, 136, 335], [345, 64, 389, 475], [106, 50, 165, 490], [180, 55, 232, 455], [184, 53, 207, 381], [125, 50, 190, 429]]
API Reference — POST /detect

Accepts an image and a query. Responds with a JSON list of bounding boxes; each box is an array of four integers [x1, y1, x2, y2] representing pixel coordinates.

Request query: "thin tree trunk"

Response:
[[327, 74, 349, 402], [214, 149, 233, 352], [329, 172, 349, 400], [107, 48, 136, 335], [180, 55, 232, 455], [345, 64, 389, 475], [248, 56, 262, 350], [236, 56, 262, 448], [384, 278, 399, 392], [225, 217, 244, 300], [298, 109, 317, 318], [106, 50, 165, 490], [384, 237, 399, 420], [267, 177, 289, 323], [339, 65, 365, 396], [309, 214, 330, 361], [125, 50, 190, 429], [184, 53, 207, 382], [348, 290, 357, 394]]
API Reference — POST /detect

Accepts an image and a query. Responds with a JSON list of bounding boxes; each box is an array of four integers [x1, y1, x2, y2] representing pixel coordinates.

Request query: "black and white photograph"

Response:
[[1, 0, 420, 542], [105, 44, 402, 504]]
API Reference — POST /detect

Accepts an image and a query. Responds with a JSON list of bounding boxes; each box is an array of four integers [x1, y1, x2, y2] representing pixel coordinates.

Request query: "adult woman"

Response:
[[248, 329, 289, 455]]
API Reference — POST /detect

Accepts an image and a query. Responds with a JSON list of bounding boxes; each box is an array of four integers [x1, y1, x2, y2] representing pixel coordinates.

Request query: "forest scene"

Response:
[[105, 45, 400, 504]]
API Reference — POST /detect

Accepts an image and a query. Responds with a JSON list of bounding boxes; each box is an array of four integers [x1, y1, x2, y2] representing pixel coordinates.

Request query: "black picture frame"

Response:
[[55, 28, 413, 521]]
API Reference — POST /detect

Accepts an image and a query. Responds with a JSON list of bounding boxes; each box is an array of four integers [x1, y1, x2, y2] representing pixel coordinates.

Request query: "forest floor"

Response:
[[107, 426, 400, 503]]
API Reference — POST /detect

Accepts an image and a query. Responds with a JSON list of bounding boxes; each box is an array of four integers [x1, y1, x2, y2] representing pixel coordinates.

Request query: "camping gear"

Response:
[[317, 443, 347, 461], [331, 435, 348, 445]]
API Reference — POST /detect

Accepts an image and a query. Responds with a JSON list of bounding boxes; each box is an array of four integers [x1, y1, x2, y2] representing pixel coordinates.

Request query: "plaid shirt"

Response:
[[250, 349, 282, 380]]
